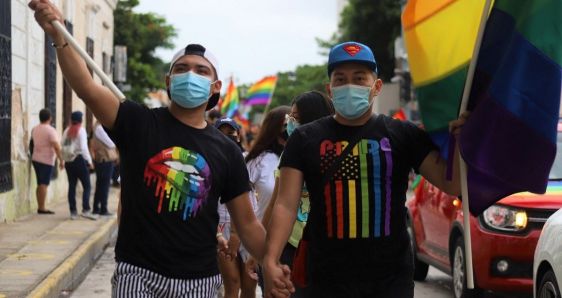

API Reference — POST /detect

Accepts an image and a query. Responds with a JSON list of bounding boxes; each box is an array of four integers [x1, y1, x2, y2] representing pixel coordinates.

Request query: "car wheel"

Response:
[[538, 269, 561, 298], [452, 237, 482, 298], [407, 219, 429, 281]]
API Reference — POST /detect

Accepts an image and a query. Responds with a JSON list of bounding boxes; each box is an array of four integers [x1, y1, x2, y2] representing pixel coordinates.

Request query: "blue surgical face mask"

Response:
[[170, 71, 214, 108], [331, 84, 374, 120], [286, 117, 300, 136]]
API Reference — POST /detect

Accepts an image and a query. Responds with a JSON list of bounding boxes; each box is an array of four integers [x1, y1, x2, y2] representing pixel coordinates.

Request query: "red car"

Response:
[[407, 140, 562, 298]]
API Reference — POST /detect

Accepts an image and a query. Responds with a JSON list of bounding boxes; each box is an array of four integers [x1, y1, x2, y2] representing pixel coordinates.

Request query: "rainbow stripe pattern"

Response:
[[320, 138, 393, 239], [144, 147, 212, 221], [244, 76, 277, 106], [459, 0, 561, 215], [220, 79, 240, 118], [402, 0, 486, 157]]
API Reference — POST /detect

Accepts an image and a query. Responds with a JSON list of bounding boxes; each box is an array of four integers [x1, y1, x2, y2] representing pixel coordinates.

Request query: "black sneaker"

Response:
[[99, 212, 114, 216], [38, 209, 55, 215]]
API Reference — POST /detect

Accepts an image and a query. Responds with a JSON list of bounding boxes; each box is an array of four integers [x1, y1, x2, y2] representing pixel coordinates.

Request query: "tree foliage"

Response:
[[266, 64, 328, 110], [114, 0, 176, 101], [320, 0, 402, 81]]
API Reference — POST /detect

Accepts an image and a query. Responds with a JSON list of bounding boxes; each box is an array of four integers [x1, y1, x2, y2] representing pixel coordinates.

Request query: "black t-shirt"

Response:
[[279, 115, 437, 282], [107, 101, 250, 279]]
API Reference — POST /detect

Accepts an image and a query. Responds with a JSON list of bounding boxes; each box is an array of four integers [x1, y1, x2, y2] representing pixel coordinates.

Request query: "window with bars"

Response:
[[45, 34, 57, 126], [0, 0, 12, 192]]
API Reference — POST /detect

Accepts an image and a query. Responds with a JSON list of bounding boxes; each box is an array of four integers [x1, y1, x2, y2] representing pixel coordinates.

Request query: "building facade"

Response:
[[0, 0, 117, 222]]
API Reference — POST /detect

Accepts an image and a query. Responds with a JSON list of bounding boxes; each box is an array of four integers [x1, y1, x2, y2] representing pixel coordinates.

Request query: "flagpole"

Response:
[[51, 20, 126, 101], [457, 0, 493, 289]]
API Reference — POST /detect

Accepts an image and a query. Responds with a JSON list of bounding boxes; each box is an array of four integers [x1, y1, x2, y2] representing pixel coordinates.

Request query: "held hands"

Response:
[[217, 233, 240, 262], [28, 0, 65, 42], [263, 260, 294, 298], [449, 111, 471, 138]]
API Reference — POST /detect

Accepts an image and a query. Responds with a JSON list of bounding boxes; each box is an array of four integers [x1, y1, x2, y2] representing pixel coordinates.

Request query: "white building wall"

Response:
[[1, 0, 116, 222]]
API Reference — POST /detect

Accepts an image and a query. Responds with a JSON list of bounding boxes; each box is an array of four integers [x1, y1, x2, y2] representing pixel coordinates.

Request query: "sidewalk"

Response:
[[0, 187, 119, 298]]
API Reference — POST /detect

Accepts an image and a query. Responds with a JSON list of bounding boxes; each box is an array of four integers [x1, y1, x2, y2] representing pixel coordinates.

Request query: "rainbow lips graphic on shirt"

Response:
[[144, 147, 212, 221], [320, 138, 393, 239]]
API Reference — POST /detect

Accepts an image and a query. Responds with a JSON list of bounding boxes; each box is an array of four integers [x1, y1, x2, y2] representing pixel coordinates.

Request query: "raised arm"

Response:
[[419, 112, 469, 196], [28, 0, 120, 129]]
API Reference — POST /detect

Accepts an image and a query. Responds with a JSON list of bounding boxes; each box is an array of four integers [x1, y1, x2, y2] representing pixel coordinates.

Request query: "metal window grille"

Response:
[[0, 0, 13, 192]]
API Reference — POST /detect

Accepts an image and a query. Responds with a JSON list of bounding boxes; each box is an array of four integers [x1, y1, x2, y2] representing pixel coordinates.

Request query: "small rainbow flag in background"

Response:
[[244, 76, 277, 106], [220, 78, 240, 118]]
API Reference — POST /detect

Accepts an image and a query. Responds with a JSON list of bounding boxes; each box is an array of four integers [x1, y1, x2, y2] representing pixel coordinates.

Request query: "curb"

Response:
[[27, 218, 118, 298]]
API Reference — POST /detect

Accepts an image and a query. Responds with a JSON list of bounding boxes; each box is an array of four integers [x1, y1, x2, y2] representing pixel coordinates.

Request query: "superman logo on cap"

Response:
[[343, 44, 362, 56]]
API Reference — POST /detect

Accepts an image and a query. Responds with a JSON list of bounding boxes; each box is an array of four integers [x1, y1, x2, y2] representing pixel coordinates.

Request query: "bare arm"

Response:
[[28, 0, 119, 129], [261, 176, 280, 229], [263, 168, 302, 265], [51, 141, 64, 169], [418, 112, 469, 197], [226, 192, 266, 261]]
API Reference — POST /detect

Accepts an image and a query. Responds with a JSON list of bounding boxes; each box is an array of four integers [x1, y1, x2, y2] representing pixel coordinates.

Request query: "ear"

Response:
[[373, 79, 383, 96], [165, 75, 170, 89], [212, 80, 222, 95], [325, 83, 332, 98]]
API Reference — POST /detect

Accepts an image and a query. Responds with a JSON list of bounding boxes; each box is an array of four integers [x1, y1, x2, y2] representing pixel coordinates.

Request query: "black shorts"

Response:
[[32, 161, 54, 185]]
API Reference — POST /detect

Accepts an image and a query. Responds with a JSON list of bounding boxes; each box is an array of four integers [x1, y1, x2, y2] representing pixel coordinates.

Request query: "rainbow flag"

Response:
[[245, 76, 277, 106], [460, 0, 562, 215], [220, 78, 240, 118], [402, 0, 486, 158], [233, 111, 250, 131]]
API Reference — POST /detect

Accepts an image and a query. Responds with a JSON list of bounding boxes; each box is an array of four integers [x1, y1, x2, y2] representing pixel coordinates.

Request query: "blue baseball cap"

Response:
[[328, 41, 378, 76], [214, 117, 240, 131]]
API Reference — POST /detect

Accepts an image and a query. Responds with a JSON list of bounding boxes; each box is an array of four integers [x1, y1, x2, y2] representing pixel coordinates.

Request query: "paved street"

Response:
[[70, 246, 532, 298]]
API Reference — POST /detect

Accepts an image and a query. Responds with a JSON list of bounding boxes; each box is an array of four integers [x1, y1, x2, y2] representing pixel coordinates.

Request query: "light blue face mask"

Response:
[[286, 117, 300, 136], [170, 71, 214, 108], [331, 84, 373, 120]]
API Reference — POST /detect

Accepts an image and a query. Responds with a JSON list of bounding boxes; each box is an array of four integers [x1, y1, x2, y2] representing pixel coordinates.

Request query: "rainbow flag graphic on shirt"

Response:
[[220, 79, 240, 118], [402, 0, 486, 158], [144, 147, 212, 221], [459, 0, 561, 215], [244, 76, 277, 106], [320, 138, 393, 239]]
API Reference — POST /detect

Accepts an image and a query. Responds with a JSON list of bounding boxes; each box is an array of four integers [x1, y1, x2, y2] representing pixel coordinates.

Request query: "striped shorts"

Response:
[[111, 262, 222, 298]]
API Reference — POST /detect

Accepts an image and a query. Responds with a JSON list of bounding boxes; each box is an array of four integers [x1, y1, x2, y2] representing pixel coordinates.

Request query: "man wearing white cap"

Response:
[[28, 1, 266, 296]]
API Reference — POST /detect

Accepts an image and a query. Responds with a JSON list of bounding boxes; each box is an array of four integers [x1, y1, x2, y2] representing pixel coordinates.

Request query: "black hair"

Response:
[[39, 109, 51, 123], [245, 106, 290, 163], [292, 91, 334, 125]]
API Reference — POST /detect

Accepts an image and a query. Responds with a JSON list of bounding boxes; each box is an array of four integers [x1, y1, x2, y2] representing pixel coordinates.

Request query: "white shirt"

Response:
[[62, 126, 93, 164], [247, 151, 280, 220], [94, 124, 116, 148]]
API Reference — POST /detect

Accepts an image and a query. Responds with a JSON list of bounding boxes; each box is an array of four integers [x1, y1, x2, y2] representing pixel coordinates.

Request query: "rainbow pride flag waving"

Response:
[[402, 0, 486, 158], [220, 78, 240, 118], [460, 0, 561, 215], [244, 76, 277, 106]]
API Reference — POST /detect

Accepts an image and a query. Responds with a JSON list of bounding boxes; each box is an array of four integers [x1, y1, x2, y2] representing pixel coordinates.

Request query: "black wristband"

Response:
[[51, 42, 68, 49]]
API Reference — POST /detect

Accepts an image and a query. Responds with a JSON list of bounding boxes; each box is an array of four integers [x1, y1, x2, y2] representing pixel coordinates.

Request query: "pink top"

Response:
[[31, 124, 60, 166]]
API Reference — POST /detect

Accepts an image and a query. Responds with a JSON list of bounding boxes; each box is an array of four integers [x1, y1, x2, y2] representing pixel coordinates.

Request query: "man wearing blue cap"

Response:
[[264, 41, 468, 297], [29, 1, 266, 296]]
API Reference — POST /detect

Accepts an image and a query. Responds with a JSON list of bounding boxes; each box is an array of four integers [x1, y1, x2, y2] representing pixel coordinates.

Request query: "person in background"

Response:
[[62, 111, 96, 220], [91, 121, 118, 216], [215, 117, 258, 298], [245, 105, 291, 295], [207, 109, 222, 126], [31, 108, 64, 214], [261, 91, 334, 297]]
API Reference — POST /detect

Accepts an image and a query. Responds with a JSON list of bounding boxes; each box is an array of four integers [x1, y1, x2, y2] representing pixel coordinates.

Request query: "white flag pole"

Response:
[[457, 0, 493, 289], [51, 20, 126, 101]]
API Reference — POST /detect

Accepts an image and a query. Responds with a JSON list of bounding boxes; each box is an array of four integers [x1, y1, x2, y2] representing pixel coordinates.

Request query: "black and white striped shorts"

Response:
[[111, 262, 222, 297]]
